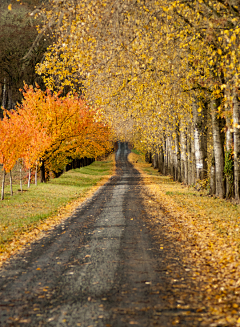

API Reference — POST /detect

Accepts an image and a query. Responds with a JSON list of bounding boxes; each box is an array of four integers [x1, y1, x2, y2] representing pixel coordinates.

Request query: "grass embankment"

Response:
[[129, 151, 240, 326], [0, 155, 114, 265]]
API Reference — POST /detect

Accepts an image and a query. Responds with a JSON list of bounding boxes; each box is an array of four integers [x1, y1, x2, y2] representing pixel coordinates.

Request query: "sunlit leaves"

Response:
[[0, 84, 112, 177]]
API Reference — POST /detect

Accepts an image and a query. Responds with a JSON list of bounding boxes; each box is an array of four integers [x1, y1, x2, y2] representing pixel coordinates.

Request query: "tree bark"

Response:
[[180, 125, 187, 183], [158, 146, 164, 174], [40, 160, 46, 183], [191, 124, 196, 185], [20, 164, 23, 193], [192, 98, 208, 180], [233, 92, 240, 201], [210, 150, 216, 195], [35, 162, 38, 186], [226, 116, 234, 199], [174, 124, 181, 181], [187, 128, 192, 185], [28, 169, 31, 188], [211, 98, 225, 198], [163, 138, 168, 175], [1, 78, 7, 110], [10, 171, 13, 196], [1, 169, 6, 200]]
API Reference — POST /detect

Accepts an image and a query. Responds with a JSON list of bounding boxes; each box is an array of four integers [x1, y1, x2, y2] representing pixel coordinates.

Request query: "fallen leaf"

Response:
[[129, 322, 138, 325]]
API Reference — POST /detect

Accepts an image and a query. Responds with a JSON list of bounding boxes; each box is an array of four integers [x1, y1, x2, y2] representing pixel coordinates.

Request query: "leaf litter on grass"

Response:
[[129, 152, 240, 326]]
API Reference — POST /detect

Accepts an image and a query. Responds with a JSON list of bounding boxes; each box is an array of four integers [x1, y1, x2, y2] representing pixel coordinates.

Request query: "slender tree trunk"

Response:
[[40, 160, 46, 183], [28, 169, 31, 188], [187, 128, 192, 185], [211, 98, 225, 198], [158, 146, 164, 174], [233, 92, 240, 201], [1, 78, 7, 110], [35, 162, 38, 186], [175, 124, 181, 182], [163, 138, 168, 175], [226, 116, 234, 199], [166, 137, 170, 175], [191, 124, 196, 185], [10, 170, 13, 196], [180, 125, 187, 183], [168, 135, 174, 176], [192, 98, 208, 180], [210, 150, 216, 195], [1, 169, 6, 200], [20, 165, 23, 193]]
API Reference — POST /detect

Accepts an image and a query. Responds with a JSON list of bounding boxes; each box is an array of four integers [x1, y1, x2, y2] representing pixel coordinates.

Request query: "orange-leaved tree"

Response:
[[0, 84, 112, 198], [17, 85, 112, 180]]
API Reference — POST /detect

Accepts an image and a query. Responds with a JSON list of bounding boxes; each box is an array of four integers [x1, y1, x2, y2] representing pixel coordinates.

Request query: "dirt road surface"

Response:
[[0, 143, 204, 326]]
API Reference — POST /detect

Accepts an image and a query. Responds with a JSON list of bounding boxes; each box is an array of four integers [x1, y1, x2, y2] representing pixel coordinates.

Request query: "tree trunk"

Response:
[[35, 162, 38, 186], [226, 116, 234, 199], [211, 98, 225, 198], [1, 78, 7, 110], [191, 124, 196, 185], [1, 169, 6, 200], [174, 124, 181, 181], [233, 92, 240, 201], [40, 160, 46, 183], [192, 98, 208, 180], [210, 150, 216, 195], [10, 170, 13, 196], [20, 164, 23, 193], [28, 169, 31, 188], [158, 146, 164, 174], [168, 135, 174, 176], [166, 137, 171, 175], [180, 125, 187, 183], [163, 138, 168, 175], [187, 128, 192, 185]]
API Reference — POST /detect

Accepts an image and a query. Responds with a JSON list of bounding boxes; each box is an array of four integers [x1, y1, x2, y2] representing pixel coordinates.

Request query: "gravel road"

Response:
[[0, 143, 203, 327]]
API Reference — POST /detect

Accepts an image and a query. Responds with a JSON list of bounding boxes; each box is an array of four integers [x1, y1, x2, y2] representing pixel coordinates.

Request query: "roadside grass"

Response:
[[129, 151, 240, 325], [131, 148, 143, 156], [0, 155, 114, 259], [129, 151, 240, 240]]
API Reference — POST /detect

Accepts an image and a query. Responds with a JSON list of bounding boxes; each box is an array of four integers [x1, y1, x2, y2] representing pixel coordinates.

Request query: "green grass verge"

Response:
[[0, 157, 114, 251], [131, 148, 144, 156]]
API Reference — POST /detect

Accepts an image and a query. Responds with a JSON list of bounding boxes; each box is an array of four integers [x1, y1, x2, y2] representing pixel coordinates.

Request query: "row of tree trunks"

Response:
[[65, 157, 95, 172], [146, 96, 229, 199], [144, 91, 240, 201], [40, 157, 96, 183]]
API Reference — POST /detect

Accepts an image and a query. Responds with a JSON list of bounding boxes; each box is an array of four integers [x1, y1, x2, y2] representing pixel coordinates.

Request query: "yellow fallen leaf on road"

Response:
[[129, 322, 139, 325], [36, 268, 41, 270]]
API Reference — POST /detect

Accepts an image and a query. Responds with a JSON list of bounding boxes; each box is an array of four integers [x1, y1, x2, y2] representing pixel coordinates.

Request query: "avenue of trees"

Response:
[[2, 0, 240, 201], [34, 0, 240, 200]]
